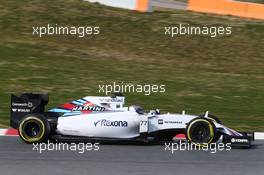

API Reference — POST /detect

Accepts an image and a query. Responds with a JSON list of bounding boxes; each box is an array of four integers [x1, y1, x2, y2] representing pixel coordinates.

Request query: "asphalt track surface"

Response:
[[0, 137, 264, 175], [152, 0, 188, 10]]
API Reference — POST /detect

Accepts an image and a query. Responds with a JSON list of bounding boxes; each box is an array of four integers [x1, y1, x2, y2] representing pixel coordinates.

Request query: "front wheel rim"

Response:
[[187, 119, 215, 144]]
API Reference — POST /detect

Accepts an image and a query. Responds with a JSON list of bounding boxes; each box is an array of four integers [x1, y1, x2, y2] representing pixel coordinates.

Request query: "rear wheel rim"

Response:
[[19, 117, 45, 142], [23, 121, 42, 138]]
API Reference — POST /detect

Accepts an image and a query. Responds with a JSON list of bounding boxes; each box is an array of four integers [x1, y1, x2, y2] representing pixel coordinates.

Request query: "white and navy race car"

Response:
[[10, 93, 254, 147]]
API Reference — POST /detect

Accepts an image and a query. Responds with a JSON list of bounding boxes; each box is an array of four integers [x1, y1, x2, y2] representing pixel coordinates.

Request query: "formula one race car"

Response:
[[10, 93, 254, 147]]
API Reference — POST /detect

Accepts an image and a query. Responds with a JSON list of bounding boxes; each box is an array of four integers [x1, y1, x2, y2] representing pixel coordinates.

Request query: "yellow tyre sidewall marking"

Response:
[[208, 117, 217, 124], [19, 116, 45, 143], [187, 119, 215, 145]]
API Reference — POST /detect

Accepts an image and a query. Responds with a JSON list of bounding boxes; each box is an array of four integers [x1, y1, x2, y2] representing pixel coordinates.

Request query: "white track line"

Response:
[[0, 129, 7, 136], [255, 132, 264, 140]]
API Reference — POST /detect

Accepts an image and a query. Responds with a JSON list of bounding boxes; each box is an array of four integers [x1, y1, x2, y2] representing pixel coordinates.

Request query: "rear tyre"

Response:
[[186, 117, 217, 146], [18, 114, 50, 144]]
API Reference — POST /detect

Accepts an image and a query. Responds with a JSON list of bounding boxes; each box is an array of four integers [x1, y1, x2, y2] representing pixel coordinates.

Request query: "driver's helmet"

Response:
[[128, 105, 144, 114]]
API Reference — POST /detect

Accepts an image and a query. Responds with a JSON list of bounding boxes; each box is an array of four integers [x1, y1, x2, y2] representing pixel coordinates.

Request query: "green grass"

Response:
[[0, 0, 264, 131]]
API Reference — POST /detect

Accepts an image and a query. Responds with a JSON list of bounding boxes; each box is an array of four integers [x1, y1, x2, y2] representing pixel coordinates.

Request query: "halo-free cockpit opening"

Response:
[[128, 105, 145, 115]]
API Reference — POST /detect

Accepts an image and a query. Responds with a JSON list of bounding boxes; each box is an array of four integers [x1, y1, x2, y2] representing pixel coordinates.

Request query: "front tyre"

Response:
[[199, 113, 222, 142], [18, 114, 50, 144], [199, 114, 222, 124], [186, 117, 217, 146]]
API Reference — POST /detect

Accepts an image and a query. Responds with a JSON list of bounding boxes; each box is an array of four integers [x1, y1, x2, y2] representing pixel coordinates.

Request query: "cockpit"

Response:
[[128, 105, 145, 115]]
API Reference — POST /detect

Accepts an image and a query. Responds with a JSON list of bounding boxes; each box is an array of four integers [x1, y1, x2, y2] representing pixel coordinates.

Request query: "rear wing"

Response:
[[10, 93, 49, 129]]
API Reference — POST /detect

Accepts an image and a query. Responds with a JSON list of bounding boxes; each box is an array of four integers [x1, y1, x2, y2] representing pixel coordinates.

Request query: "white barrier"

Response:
[[84, 0, 152, 12]]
